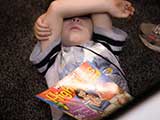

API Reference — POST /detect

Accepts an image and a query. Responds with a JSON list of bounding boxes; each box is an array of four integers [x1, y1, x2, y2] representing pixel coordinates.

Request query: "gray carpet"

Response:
[[0, 0, 160, 120]]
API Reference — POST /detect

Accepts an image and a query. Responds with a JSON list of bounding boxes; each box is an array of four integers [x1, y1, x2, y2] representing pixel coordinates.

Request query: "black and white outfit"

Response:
[[30, 26, 128, 120]]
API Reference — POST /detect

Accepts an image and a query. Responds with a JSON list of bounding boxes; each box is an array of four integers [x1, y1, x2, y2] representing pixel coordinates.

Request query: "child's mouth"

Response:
[[70, 26, 81, 31]]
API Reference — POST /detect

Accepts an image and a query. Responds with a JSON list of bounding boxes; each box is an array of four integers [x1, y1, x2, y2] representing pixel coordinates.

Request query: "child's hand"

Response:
[[107, 0, 135, 18], [34, 13, 52, 41]]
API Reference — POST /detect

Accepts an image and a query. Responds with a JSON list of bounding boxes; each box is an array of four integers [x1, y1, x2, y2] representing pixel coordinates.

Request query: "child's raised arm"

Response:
[[39, 0, 134, 51], [40, 0, 109, 51]]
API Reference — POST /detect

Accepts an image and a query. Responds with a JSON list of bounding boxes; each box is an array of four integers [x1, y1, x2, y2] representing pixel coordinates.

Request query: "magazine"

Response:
[[36, 61, 133, 120]]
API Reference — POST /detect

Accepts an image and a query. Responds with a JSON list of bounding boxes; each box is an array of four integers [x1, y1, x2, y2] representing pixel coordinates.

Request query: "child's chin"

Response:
[[70, 33, 81, 40], [69, 35, 83, 44]]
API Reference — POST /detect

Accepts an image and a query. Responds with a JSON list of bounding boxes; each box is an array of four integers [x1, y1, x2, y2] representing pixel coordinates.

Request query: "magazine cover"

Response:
[[36, 61, 133, 120]]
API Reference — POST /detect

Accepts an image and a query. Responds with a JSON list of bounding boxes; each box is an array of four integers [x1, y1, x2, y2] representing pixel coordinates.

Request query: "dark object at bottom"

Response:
[[59, 114, 76, 120]]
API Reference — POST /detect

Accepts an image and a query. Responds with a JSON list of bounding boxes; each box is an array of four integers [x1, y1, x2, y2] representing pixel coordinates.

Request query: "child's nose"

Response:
[[71, 17, 80, 23]]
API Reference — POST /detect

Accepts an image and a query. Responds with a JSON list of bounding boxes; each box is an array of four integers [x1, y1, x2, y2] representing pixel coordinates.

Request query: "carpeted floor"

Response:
[[0, 0, 160, 120]]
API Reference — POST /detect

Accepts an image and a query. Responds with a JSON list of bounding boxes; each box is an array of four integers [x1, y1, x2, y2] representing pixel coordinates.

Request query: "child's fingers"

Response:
[[120, 9, 132, 18], [36, 31, 52, 37], [122, 1, 135, 16], [36, 21, 49, 29], [35, 20, 51, 31], [121, 12, 130, 18], [123, 0, 132, 7], [126, 6, 135, 16], [34, 25, 52, 41], [122, 1, 134, 11], [35, 32, 50, 41], [36, 16, 49, 28], [130, 7, 135, 16], [35, 23, 51, 33], [33, 25, 51, 39]]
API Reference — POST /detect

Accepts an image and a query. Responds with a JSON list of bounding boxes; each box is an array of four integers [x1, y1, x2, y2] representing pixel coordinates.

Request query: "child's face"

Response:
[[61, 16, 93, 46]]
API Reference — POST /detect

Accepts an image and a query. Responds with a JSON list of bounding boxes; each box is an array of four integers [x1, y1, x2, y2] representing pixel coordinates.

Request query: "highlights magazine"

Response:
[[36, 61, 133, 120]]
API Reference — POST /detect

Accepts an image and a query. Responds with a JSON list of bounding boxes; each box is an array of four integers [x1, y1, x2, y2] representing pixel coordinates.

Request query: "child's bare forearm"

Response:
[[53, 0, 109, 17], [39, 0, 134, 52], [91, 13, 113, 31], [40, 0, 110, 52], [45, 0, 110, 23]]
